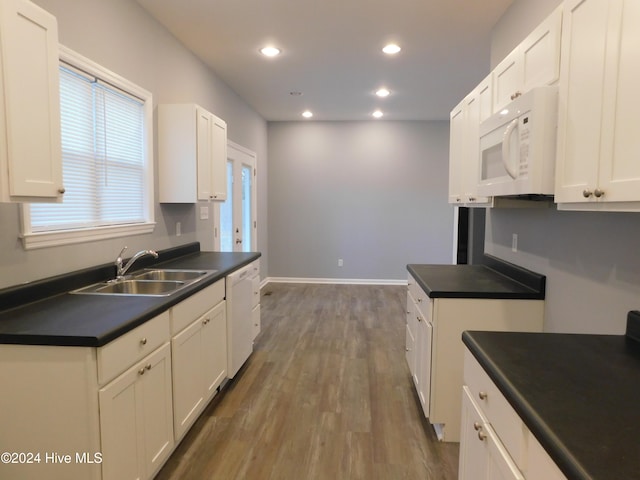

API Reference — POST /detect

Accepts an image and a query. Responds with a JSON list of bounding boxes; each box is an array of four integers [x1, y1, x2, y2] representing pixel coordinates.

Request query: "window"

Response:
[[21, 46, 154, 249]]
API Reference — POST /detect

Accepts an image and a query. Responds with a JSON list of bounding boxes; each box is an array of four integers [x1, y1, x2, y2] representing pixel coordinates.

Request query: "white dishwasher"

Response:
[[226, 262, 257, 378]]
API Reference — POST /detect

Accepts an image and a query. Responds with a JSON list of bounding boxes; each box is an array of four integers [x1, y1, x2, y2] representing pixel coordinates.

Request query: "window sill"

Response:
[[20, 222, 156, 250]]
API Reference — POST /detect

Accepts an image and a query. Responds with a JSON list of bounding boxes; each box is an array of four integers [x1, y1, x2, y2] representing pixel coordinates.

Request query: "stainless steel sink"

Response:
[[133, 269, 214, 281], [71, 269, 217, 297]]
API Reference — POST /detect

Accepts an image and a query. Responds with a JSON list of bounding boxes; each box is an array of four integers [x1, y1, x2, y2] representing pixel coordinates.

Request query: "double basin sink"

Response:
[[72, 269, 218, 297]]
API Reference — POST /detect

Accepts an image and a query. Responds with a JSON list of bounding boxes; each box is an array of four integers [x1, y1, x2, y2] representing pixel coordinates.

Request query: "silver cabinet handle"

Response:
[[145, 364, 151, 370], [510, 91, 522, 100], [58, 187, 66, 194], [138, 367, 146, 375], [473, 422, 482, 431], [583, 190, 593, 198], [594, 188, 605, 198], [478, 391, 488, 400], [417, 316, 421, 322], [140, 337, 147, 346], [478, 430, 487, 441]]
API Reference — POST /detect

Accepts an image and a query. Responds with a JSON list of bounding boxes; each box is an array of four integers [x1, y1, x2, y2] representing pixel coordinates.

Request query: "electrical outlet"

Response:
[[338, 258, 343, 267], [176, 222, 181, 237], [512, 233, 518, 252]]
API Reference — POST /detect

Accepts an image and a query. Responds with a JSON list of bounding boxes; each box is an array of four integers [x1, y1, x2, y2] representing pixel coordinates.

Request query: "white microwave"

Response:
[[477, 86, 558, 197]]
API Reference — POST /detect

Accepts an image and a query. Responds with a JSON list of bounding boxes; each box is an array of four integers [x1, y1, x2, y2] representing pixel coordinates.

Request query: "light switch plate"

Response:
[[200, 206, 209, 220]]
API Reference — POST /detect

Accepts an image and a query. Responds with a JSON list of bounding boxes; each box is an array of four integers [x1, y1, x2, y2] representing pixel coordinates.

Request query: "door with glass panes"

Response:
[[215, 142, 257, 252]]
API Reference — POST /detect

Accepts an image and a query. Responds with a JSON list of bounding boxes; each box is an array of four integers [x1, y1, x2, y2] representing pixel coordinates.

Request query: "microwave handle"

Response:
[[501, 118, 519, 179]]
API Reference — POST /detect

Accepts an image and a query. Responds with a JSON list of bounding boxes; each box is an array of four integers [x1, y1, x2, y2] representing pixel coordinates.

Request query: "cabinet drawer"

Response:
[[171, 279, 225, 334], [464, 349, 526, 470], [250, 259, 260, 276], [97, 311, 170, 385], [251, 274, 260, 308]]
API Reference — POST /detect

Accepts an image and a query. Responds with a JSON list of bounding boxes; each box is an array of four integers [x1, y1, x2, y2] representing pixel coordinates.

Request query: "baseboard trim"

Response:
[[262, 277, 407, 286]]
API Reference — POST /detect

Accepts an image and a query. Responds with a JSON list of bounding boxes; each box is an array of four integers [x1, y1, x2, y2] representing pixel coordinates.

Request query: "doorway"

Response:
[[214, 141, 257, 252]]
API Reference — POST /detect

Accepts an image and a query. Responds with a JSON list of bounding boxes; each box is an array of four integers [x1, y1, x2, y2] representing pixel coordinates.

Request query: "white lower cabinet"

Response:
[[406, 273, 544, 442], [459, 349, 567, 480], [172, 299, 226, 440], [0, 276, 236, 480], [99, 342, 174, 480], [406, 274, 433, 418]]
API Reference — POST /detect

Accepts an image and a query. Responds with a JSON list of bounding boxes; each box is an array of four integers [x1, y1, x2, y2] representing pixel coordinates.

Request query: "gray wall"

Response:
[[487, 0, 640, 334], [267, 121, 453, 281], [0, 0, 268, 289]]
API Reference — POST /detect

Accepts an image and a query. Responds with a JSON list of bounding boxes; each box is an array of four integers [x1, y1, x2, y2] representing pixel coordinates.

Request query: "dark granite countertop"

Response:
[[407, 254, 545, 299], [0, 243, 260, 347], [462, 316, 640, 480]]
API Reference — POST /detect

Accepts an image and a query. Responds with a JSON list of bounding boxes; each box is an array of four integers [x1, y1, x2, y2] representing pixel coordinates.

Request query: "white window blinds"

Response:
[[29, 65, 146, 232]]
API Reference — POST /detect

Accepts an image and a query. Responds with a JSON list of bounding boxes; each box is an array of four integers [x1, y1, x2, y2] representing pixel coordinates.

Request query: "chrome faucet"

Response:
[[115, 246, 158, 279]]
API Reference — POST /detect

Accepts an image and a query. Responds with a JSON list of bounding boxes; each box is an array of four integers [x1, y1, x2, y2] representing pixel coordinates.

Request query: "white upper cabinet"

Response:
[[493, 5, 563, 112], [158, 104, 227, 203], [555, 0, 640, 210], [0, 0, 63, 203], [448, 75, 493, 206], [448, 99, 466, 204]]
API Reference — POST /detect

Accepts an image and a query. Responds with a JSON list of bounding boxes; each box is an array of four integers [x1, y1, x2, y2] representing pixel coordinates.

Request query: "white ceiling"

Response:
[[136, 0, 514, 121]]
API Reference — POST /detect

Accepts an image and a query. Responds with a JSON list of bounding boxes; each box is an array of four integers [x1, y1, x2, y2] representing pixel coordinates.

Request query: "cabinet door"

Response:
[[0, 0, 62, 201], [464, 78, 491, 205], [521, 5, 562, 92], [485, 424, 525, 480], [555, 0, 610, 203], [100, 343, 173, 480], [251, 303, 261, 342], [210, 114, 227, 200], [202, 300, 227, 399], [459, 387, 524, 480], [139, 343, 174, 478], [99, 360, 145, 480], [172, 318, 205, 440], [196, 107, 213, 200], [405, 293, 419, 384], [493, 50, 523, 112], [459, 387, 489, 480], [448, 100, 465, 204], [598, 0, 640, 202], [416, 315, 432, 418]]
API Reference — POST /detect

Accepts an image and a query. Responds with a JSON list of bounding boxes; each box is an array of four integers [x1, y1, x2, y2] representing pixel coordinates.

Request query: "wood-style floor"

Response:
[[156, 283, 459, 480]]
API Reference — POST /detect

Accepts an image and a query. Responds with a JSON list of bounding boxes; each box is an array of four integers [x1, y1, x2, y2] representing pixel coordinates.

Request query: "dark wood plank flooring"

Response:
[[156, 283, 459, 480]]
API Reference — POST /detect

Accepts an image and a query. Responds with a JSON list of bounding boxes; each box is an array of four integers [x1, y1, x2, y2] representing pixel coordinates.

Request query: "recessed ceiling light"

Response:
[[382, 44, 401, 55], [372, 110, 384, 118], [376, 88, 390, 98], [260, 46, 281, 57], [302, 110, 313, 118]]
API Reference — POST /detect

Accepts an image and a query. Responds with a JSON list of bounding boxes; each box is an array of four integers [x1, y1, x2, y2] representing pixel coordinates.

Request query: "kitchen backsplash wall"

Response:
[[486, 0, 640, 334], [267, 121, 453, 281], [0, 0, 268, 290]]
